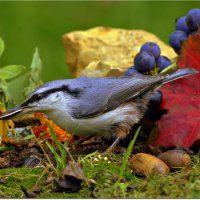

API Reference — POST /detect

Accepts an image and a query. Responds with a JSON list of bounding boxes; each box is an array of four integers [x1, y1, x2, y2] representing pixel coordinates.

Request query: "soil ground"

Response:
[[0, 136, 199, 198]]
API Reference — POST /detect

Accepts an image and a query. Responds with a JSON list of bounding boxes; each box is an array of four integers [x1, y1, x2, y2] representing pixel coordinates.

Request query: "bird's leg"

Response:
[[106, 123, 130, 153], [106, 136, 121, 153]]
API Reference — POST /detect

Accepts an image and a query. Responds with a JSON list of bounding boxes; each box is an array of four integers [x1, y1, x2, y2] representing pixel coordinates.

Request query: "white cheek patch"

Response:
[[40, 92, 71, 112], [47, 92, 67, 107]]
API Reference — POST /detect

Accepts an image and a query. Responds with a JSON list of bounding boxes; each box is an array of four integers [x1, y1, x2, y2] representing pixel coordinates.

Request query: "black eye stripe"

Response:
[[33, 94, 43, 100], [43, 85, 82, 98], [21, 85, 82, 106], [21, 93, 44, 106]]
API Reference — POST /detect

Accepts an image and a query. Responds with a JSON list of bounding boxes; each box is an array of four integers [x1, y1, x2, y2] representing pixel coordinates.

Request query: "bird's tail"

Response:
[[160, 68, 198, 84]]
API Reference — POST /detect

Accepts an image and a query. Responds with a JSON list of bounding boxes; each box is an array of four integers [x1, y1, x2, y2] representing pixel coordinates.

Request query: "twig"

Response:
[[31, 130, 57, 175]]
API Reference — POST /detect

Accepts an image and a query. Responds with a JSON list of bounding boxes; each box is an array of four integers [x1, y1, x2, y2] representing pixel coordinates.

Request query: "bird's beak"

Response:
[[0, 106, 33, 120]]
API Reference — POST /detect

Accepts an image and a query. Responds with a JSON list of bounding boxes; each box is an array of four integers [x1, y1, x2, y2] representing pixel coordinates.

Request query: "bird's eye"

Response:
[[33, 94, 43, 101]]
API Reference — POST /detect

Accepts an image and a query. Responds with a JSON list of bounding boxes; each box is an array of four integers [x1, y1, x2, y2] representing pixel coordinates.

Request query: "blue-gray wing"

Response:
[[70, 75, 165, 118]]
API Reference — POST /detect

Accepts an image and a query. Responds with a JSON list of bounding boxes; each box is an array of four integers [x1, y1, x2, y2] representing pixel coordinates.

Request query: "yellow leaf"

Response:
[[0, 106, 15, 144]]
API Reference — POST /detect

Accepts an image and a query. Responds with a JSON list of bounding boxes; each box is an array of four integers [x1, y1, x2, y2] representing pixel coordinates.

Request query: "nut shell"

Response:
[[129, 153, 170, 177], [157, 150, 191, 168]]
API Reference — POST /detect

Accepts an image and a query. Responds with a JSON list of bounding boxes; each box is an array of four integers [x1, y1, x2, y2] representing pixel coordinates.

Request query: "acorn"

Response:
[[129, 153, 170, 177], [157, 150, 192, 168]]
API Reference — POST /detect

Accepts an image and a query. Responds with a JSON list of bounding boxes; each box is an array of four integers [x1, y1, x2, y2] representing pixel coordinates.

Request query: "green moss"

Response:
[[0, 153, 200, 198], [0, 168, 43, 198]]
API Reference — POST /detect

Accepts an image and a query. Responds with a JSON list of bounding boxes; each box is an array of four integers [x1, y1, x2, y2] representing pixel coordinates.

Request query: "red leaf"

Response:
[[151, 31, 200, 148]]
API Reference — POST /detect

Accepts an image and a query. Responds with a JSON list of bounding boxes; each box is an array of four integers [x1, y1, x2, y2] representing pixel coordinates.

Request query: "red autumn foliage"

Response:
[[153, 31, 200, 148], [32, 112, 74, 142]]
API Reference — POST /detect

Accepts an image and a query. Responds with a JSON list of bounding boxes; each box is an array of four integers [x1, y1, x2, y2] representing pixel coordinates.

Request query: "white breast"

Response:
[[46, 102, 142, 137]]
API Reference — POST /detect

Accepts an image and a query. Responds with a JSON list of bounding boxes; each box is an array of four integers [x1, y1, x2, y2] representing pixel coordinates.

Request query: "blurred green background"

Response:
[[0, 1, 199, 104]]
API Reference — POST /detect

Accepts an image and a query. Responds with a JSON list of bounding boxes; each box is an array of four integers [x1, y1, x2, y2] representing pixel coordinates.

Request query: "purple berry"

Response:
[[169, 30, 188, 53], [176, 16, 190, 33], [124, 66, 142, 76], [149, 90, 163, 108], [186, 8, 200, 31], [156, 56, 172, 71], [134, 51, 156, 73], [140, 42, 161, 59]]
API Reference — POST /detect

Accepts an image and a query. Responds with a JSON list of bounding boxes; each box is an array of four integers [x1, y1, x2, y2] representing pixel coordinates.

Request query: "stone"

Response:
[[62, 26, 176, 77]]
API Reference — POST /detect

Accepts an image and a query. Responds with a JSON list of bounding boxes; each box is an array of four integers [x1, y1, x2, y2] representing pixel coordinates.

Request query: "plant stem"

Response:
[[31, 130, 57, 175], [118, 126, 141, 183], [160, 62, 177, 73]]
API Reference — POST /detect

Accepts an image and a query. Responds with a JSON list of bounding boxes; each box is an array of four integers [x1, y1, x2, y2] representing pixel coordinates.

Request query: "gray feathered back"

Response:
[[29, 68, 198, 119]]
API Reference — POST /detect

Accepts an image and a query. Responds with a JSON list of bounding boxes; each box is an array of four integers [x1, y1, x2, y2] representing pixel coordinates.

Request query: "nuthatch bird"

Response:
[[0, 68, 198, 150]]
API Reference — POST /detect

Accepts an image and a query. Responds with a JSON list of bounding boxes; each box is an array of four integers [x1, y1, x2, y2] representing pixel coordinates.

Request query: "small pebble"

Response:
[[126, 185, 135, 192], [0, 179, 7, 184]]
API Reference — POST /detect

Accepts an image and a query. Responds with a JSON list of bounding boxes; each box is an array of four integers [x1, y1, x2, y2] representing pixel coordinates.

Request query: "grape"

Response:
[[124, 66, 142, 76], [176, 16, 190, 33], [186, 8, 200, 31], [140, 42, 161, 59], [148, 90, 163, 108], [169, 30, 188, 53], [134, 51, 155, 73], [156, 56, 172, 71]]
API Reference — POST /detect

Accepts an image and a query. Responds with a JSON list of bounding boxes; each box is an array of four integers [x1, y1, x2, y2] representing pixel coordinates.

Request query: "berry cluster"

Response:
[[124, 42, 170, 108], [125, 42, 172, 76], [124, 8, 200, 119], [169, 8, 200, 54]]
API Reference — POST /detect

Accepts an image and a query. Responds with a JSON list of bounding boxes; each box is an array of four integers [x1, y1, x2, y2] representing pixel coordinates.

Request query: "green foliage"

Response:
[[23, 47, 43, 98], [7, 47, 43, 105], [45, 123, 67, 178], [114, 126, 141, 197], [118, 126, 141, 181], [0, 145, 15, 152], [0, 168, 44, 198], [0, 37, 5, 57], [0, 153, 200, 198], [0, 37, 25, 105], [0, 65, 25, 80], [0, 78, 10, 103]]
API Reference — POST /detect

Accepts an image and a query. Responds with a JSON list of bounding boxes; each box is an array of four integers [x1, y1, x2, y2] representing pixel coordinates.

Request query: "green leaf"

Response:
[[30, 47, 42, 82], [45, 141, 62, 165], [0, 145, 15, 152], [0, 78, 10, 103], [0, 37, 5, 57], [47, 123, 67, 174], [8, 72, 29, 105], [118, 126, 141, 182], [45, 141, 62, 177], [47, 123, 64, 155], [0, 65, 25, 80], [23, 47, 43, 97]]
